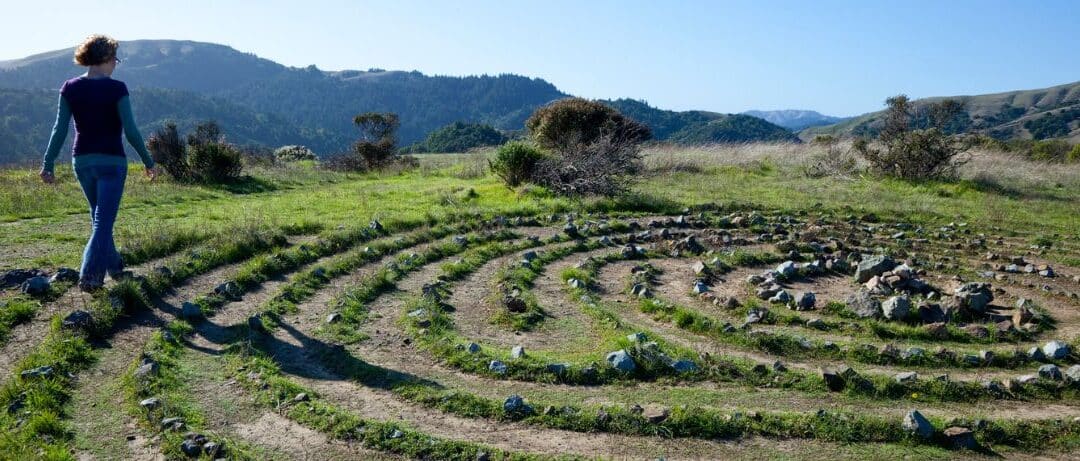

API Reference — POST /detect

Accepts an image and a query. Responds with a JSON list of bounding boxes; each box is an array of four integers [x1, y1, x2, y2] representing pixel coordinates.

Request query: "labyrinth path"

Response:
[[2, 210, 1079, 460]]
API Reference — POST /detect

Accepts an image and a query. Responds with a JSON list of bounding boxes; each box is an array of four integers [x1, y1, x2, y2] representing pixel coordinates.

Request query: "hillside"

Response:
[[742, 109, 848, 131], [0, 40, 798, 164], [604, 99, 799, 143], [801, 81, 1080, 142]]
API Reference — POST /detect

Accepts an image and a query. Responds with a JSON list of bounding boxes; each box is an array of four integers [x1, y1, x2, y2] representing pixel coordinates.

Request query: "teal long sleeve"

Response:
[[118, 95, 155, 169], [41, 94, 71, 173]]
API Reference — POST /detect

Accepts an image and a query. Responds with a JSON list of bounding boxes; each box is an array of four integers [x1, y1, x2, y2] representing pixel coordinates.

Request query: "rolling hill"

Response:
[[0, 40, 801, 164], [801, 81, 1080, 142]]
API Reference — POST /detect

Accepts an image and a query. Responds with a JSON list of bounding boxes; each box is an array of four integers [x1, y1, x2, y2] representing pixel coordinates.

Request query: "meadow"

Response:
[[0, 143, 1078, 460]]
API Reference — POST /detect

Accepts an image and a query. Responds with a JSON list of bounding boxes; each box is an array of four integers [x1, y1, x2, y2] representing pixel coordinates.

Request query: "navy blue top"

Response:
[[61, 76, 129, 157]]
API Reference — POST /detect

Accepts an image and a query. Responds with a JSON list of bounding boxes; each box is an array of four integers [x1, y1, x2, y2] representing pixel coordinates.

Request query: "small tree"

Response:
[[854, 95, 972, 180], [352, 112, 400, 170]]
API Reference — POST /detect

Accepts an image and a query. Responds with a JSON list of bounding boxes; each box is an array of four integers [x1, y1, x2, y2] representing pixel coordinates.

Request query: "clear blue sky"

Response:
[[3, 0, 1078, 116]]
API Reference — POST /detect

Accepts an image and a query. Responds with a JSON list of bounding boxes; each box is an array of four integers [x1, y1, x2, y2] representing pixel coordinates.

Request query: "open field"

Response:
[[1, 143, 1079, 460]]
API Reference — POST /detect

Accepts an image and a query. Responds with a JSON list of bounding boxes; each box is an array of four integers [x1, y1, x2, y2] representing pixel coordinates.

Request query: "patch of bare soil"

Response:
[[450, 243, 612, 351], [0, 288, 97, 384]]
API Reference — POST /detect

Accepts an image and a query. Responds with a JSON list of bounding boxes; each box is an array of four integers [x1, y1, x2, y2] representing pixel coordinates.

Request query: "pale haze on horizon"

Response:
[[2, 0, 1078, 117]]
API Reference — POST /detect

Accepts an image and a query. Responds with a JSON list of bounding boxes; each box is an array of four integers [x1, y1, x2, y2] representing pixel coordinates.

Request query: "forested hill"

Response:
[[0, 39, 798, 163]]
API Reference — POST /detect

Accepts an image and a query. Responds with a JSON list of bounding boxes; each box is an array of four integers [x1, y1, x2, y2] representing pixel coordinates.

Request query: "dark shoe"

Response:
[[107, 256, 126, 280], [78, 282, 104, 293]]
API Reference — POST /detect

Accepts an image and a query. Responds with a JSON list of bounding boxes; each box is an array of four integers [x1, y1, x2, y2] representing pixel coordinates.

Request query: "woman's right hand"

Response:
[[145, 166, 158, 182], [39, 169, 56, 184]]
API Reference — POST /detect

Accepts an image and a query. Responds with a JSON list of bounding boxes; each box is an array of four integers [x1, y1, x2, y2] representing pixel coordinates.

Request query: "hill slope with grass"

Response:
[[802, 80, 1080, 142]]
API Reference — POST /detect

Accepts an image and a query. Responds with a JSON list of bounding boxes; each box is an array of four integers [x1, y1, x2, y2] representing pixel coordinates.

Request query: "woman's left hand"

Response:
[[39, 169, 56, 184]]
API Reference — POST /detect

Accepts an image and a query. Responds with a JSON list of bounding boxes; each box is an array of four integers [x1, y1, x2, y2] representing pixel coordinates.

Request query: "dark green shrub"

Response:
[[1029, 139, 1073, 162], [185, 121, 243, 182], [525, 98, 651, 151], [341, 112, 402, 171], [489, 142, 545, 187], [146, 121, 242, 183], [409, 122, 508, 153]]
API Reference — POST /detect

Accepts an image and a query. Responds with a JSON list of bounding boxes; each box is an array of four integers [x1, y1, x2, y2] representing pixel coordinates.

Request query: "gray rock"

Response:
[[745, 308, 766, 325], [953, 282, 994, 313], [854, 255, 896, 283], [49, 268, 80, 284], [903, 410, 934, 439], [882, 295, 911, 320], [567, 278, 586, 289], [1028, 346, 1047, 361], [214, 281, 242, 300], [139, 397, 161, 410], [1065, 365, 1080, 382], [775, 261, 798, 278], [325, 313, 342, 324], [452, 235, 468, 246], [466, 343, 481, 353], [388, 429, 404, 439], [1039, 364, 1063, 380], [627, 332, 648, 343], [943, 426, 978, 450], [1043, 340, 1070, 360], [806, 318, 826, 330], [894, 371, 918, 383], [846, 289, 882, 319], [671, 359, 698, 373], [769, 290, 792, 304], [794, 292, 816, 311], [62, 310, 94, 331], [510, 346, 526, 359], [488, 360, 508, 374], [692, 280, 710, 294], [181, 302, 203, 321], [821, 368, 845, 391], [180, 438, 204, 457], [20, 365, 54, 380], [546, 363, 568, 375], [606, 350, 636, 373], [20, 276, 50, 295], [161, 417, 185, 431], [631, 283, 652, 298], [503, 394, 533, 416], [368, 220, 383, 231]]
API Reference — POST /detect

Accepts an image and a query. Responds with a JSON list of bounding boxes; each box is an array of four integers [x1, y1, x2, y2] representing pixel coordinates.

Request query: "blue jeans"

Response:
[[74, 164, 127, 286]]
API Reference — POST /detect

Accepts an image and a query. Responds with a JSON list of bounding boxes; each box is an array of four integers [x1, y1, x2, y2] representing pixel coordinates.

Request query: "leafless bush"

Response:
[[803, 135, 860, 179], [531, 134, 643, 197]]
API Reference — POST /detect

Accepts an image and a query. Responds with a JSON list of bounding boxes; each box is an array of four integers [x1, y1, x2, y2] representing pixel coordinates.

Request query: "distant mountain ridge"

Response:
[[741, 109, 849, 131], [801, 81, 1080, 142], [0, 39, 798, 164]]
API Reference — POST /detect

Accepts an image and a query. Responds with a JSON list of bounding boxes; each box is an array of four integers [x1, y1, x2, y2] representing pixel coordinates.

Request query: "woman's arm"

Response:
[[41, 94, 72, 174], [117, 95, 155, 169]]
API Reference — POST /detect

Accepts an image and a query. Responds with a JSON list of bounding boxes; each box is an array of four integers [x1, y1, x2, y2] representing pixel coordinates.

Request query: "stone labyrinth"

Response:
[[4, 210, 1080, 459]]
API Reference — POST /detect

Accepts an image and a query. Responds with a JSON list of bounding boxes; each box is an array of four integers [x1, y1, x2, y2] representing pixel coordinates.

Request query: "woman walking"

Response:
[[40, 35, 157, 292]]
